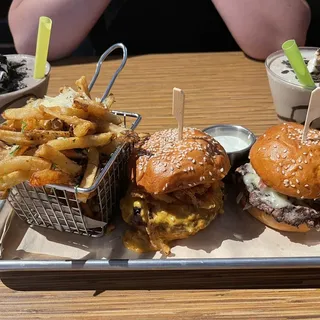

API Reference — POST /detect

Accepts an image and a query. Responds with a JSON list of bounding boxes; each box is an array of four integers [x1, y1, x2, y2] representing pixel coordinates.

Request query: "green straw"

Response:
[[282, 39, 315, 89]]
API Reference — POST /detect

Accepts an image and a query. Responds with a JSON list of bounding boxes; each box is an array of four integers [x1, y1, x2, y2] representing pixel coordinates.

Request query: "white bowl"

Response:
[[0, 54, 51, 115]]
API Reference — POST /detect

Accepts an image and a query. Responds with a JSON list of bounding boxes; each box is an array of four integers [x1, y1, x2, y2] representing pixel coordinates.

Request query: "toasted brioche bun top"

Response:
[[135, 128, 230, 194], [250, 122, 320, 199]]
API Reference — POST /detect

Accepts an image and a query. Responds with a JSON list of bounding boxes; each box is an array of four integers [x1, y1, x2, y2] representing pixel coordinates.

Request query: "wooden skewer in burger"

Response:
[[120, 88, 231, 255]]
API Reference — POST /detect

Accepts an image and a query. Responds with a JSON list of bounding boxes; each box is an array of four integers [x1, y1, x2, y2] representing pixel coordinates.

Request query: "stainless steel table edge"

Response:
[[1, 257, 320, 271]]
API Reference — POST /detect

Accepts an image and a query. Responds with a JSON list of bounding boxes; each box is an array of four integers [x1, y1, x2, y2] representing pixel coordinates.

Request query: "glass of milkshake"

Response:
[[265, 47, 320, 127]]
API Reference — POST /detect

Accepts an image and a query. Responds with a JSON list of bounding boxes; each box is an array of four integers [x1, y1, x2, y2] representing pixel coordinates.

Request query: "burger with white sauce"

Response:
[[237, 122, 320, 232]]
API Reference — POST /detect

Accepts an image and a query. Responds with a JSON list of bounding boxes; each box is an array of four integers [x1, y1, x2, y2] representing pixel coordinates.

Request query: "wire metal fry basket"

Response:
[[7, 43, 142, 237]]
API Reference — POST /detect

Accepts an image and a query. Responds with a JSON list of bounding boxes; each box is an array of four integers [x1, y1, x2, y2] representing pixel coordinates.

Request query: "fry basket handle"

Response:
[[88, 43, 127, 102]]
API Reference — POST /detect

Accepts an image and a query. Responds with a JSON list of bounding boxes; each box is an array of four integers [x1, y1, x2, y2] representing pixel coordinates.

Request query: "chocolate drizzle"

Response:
[[281, 58, 320, 83]]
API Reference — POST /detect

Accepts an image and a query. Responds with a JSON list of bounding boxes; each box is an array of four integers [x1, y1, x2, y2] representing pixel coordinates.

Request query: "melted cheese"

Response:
[[41, 88, 79, 108], [243, 164, 292, 209], [123, 229, 156, 253]]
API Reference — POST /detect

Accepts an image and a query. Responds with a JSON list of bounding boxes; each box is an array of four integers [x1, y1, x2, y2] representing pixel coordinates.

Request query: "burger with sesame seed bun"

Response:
[[236, 122, 320, 233], [120, 127, 230, 255]]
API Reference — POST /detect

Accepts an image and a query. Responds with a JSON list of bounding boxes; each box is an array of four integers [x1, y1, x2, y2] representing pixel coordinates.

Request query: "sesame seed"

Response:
[[296, 179, 300, 184], [304, 160, 308, 164], [298, 165, 303, 170], [291, 184, 296, 188], [291, 159, 296, 164], [276, 168, 280, 172], [284, 149, 288, 153], [282, 170, 285, 175], [297, 190, 300, 194], [298, 159, 302, 163], [305, 184, 309, 188], [192, 159, 196, 164], [276, 154, 280, 159], [220, 168, 224, 173], [209, 171, 212, 176]]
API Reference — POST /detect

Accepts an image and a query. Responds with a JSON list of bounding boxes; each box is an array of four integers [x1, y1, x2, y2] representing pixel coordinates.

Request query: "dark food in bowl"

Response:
[[0, 54, 27, 94], [120, 127, 231, 255]]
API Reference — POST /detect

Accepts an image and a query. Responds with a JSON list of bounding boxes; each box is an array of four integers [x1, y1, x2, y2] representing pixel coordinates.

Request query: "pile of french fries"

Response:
[[0, 76, 132, 202]]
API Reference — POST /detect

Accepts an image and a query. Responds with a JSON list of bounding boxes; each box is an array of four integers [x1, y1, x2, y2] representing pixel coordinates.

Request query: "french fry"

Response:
[[40, 106, 95, 137], [0, 130, 35, 145], [7, 145, 29, 157], [24, 130, 71, 143], [73, 97, 121, 125], [104, 93, 116, 110], [59, 107, 88, 119], [75, 76, 91, 98], [77, 147, 99, 202], [30, 169, 72, 187], [0, 120, 19, 131], [0, 125, 17, 132], [0, 156, 51, 176], [99, 110, 122, 125], [2, 105, 52, 120], [0, 171, 32, 189], [47, 132, 113, 150], [35, 144, 82, 176]]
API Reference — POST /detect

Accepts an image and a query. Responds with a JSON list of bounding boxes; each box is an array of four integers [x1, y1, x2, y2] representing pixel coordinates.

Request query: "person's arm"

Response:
[[212, 0, 311, 60], [9, 0, 112, 61]]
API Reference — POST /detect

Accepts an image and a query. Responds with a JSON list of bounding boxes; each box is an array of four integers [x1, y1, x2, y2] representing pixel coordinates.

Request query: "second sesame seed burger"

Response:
[[237, 122, 320, 233], [120, 127, 230, 255]]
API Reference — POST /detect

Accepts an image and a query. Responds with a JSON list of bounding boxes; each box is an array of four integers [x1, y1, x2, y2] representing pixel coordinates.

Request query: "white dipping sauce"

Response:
[[213, 135, 249, 153]]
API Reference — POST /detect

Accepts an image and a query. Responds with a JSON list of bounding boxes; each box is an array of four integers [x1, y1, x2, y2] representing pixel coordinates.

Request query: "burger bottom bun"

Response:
[[247, 206, 310, 233]]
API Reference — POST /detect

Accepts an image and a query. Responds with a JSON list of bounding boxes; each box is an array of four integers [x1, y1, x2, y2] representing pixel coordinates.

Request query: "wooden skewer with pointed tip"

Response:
[[302, 87, 320, 142], [172, 87, 185, 140]]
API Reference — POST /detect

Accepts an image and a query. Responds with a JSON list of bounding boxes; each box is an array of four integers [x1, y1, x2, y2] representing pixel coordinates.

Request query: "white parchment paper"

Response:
[[1, 187, 320, 261]]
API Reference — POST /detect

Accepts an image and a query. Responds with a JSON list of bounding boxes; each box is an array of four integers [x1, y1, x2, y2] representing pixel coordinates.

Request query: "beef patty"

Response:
[[237, 163, 320, 230]]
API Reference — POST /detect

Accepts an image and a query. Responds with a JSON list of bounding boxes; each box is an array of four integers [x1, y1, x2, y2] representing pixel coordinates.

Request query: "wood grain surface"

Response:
[[1, 52, 320, 319]]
